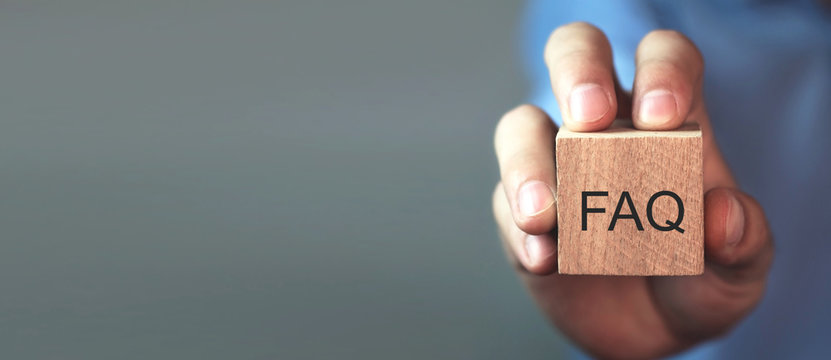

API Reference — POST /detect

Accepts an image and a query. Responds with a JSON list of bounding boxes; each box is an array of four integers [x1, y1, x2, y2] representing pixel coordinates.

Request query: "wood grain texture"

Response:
[[556, 120, 703, 275]]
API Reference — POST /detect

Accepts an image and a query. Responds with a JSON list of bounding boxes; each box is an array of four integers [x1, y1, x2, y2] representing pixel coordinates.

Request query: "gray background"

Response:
[[0, 1, 567, 359]]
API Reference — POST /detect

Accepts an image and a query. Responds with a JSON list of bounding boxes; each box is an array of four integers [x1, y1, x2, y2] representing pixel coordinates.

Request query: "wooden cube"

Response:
[[556, 120, 703, 276]]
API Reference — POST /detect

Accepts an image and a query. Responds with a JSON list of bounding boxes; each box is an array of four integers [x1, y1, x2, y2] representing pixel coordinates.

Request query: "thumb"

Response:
[[704, 187, 773, 277], [649, 187, 773, 341]]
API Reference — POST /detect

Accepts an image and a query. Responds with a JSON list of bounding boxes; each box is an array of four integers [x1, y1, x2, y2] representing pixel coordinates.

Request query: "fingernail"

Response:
[[569, 83, 610, 123], [726, 193, 745, 248], [524, 234, 553, 266], [517, 180, 554, 217], [639, 89, 677, 126]]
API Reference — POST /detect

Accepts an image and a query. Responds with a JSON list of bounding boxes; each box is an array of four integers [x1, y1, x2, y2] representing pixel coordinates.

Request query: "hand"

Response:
[[492, 23, 773, 359]]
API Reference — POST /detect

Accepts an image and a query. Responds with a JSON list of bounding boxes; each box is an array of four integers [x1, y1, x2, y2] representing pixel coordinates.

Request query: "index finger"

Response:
[[632, 30, 705, 130]]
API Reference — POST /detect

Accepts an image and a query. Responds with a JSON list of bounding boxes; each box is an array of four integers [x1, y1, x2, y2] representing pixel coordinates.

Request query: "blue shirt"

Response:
[[521, 1, 831, 358]]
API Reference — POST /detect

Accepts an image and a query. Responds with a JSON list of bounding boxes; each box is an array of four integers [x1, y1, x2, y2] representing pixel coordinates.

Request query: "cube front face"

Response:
[[556, 122, 703, 276]]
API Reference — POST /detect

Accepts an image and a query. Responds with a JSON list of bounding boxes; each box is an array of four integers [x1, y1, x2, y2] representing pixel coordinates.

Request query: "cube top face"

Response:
[[556, 121, 703, 276]]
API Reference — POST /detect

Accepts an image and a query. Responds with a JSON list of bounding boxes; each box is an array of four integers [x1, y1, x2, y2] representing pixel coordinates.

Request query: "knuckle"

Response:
[[501, 143, 548, 179], [496, 104, 548, 139], [641, 29, 704, 71], [639, 57, 690, 76], [494, 104, 555, 171], [498, 104, 527, 127], [507, 103, 545, 120], [545, 22, 609, 64], [551, 21, 603, 39], [644, 29, 687, 42], [637, 58, 699, 93], [548, 48, 598, 70], [642, 29, 696, 50]]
